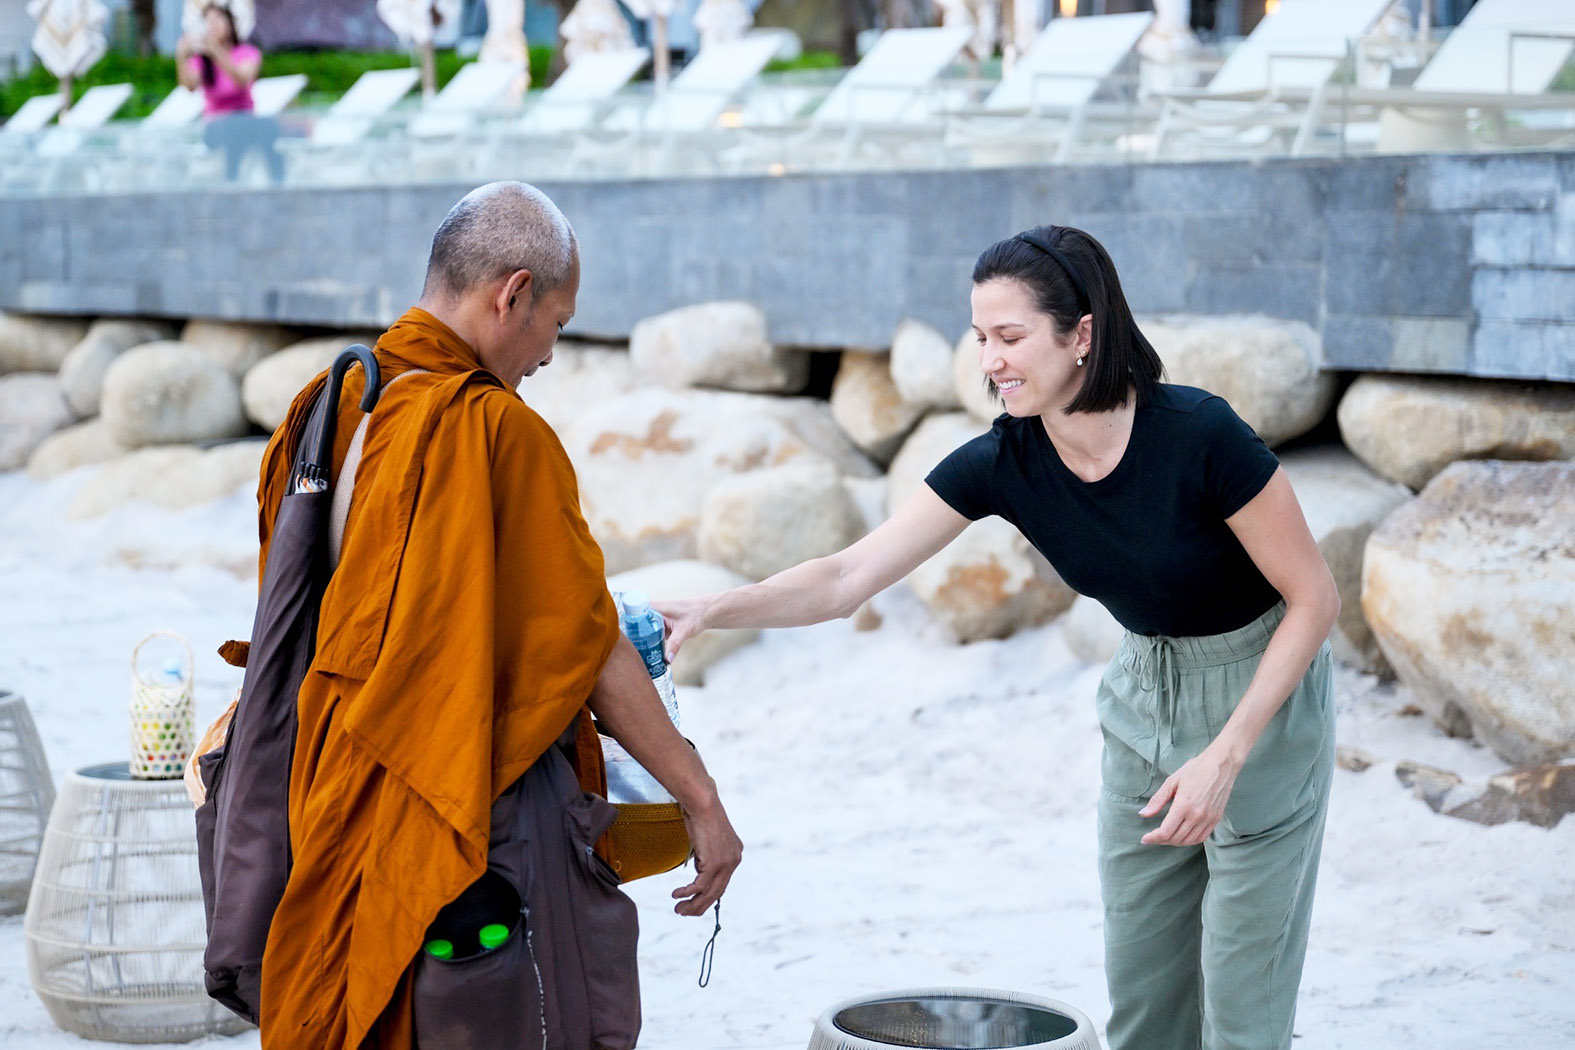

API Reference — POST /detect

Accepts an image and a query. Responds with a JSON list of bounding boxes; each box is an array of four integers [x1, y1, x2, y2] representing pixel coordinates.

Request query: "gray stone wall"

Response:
[[0, 150, 1570, 381]]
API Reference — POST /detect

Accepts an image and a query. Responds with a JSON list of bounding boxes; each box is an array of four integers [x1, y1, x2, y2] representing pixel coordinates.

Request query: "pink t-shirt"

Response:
[[188, 43, 262, 116]]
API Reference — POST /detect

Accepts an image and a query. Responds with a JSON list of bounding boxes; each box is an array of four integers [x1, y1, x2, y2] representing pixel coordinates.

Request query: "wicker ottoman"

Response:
[[24, 762, 251, 1043], [0, 689, 55, 916]]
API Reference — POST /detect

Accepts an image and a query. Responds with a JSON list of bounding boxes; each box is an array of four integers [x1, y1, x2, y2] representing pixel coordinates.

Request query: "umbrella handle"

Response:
[[314, 345, 382, 472]]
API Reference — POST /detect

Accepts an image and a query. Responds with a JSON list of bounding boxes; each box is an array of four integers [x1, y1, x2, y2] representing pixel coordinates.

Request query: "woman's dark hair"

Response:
[[198, 4, 239, 85], [972, 224, 1163, 414]]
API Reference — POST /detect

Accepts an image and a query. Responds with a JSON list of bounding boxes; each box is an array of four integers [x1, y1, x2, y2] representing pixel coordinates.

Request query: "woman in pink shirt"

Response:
[[175, 4, 261, 116]]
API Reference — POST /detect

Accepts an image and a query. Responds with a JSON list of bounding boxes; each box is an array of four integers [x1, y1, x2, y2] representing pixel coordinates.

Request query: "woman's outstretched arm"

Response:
[[656, 485, 970, 661]]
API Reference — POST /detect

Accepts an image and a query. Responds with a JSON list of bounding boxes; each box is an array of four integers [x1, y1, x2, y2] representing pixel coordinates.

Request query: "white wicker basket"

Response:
[[0, 690, 55, 916], [24, 763, 252, 1042], [808, 987, 1102, 1050], [129, 632, 195, 781]]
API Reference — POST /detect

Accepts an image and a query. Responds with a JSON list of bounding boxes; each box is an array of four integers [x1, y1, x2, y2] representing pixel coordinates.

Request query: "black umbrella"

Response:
[[195, 345, 381, 1023]]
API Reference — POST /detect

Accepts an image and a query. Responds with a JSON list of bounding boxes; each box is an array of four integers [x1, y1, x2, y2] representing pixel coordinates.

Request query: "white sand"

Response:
[[0, 468, 1570, 1050]]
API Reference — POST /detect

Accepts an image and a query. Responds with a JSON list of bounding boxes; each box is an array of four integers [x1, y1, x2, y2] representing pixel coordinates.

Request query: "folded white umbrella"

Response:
[[561, 0, 636, 65], [27, 0, 109, 80], [376, 0, 461, 47], [180, 0, 255, 41], [693, 0, 753, 51]]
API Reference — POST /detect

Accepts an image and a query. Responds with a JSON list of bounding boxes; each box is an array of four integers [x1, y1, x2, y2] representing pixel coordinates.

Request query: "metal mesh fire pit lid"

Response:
[[809, 987, 1100, 1050]]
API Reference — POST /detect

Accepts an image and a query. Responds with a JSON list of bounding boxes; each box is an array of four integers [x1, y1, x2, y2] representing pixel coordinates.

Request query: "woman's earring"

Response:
[[1076, 355, 1086, 367]]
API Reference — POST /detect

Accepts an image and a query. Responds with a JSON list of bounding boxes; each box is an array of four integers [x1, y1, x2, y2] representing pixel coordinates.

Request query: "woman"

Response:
[[657, 225, 1340, 1050], [175, 4, 260, 117]]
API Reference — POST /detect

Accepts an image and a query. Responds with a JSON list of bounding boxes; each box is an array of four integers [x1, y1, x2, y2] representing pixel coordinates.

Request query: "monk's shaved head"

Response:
[[422, 181, 578, 303]]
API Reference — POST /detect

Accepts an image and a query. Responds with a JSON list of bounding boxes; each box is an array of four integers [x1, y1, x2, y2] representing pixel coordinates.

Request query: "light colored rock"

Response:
[[909, 516, 1076, 643], [629, 301, 808, 393], [1062, 595, 1125, 665], [952, 329, 999, 422], [58, 320, 177, 418], [829, 350, 925, 463], [101, 341, 248, 448], [698, 463, 865, 581], [565, 388, 863, 574], [755, 397, 881, 480], [27, 418, 130, 479], [1362, 460, 1575, 765], [517, 340, 644, 436], [68, 439, 266, 519], [180, 319, 297, 378], [0, 312, 89, 374], [1281, 446, 1411, 675], [890, 319, 960, 411], [0, 374, 74, 471], [241, 333, 381, 431], [607, 560, 760, 685], [886, 412, 991, 513], [1337, 375, 1575, 491], [1143, 315, 1336, 447]]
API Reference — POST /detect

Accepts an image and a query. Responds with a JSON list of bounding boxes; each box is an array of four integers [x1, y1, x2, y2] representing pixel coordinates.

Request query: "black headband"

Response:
[[1015, 232, 1090, 313]]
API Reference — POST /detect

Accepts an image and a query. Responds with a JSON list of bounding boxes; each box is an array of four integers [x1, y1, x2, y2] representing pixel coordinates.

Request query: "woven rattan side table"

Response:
[[0, 689, 55, 915], [23, 762, 251, 1043]]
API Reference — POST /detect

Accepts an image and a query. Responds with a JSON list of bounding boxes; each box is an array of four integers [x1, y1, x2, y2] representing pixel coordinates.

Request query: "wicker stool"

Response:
[[0, 689, 55, 916], [24, 762, 252, 1043], [808, 988, 1101, 1050]]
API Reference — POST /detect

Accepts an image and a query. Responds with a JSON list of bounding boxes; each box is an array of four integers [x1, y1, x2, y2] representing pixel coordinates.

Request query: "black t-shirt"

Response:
[[925, 385, 1281, 638]]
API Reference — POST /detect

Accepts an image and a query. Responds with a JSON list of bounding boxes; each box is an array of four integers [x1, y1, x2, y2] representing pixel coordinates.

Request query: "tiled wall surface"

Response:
[[1, 150, 1570, 380]]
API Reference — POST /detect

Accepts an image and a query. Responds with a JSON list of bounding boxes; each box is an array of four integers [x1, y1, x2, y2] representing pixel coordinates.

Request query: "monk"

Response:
[[253, 182, 743, 1049]]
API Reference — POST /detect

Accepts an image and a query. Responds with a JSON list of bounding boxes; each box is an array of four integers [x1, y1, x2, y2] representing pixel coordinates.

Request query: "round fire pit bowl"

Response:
[[808, 987, 1100, 1050]]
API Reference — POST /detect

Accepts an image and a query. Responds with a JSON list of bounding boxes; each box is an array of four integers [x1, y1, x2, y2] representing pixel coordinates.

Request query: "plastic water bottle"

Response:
[[602, 589, 680, 804]]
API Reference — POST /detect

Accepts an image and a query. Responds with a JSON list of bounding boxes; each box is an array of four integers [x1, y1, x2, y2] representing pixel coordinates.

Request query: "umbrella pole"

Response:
[[419, 41, 437, 99], [651, 16, 669, 95], [58, 74, 73, 115]]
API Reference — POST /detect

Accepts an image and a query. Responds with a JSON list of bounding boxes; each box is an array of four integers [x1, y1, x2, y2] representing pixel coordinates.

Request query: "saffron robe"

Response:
[[255, 309, 621, 1049]]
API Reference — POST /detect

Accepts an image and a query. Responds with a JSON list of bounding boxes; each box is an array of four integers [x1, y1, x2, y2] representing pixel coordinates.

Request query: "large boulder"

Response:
[[952, 330, 999, 422], [101, 341, 249, 448], [181, 319, 297, 378], [27, 419, 130, 480], [1337, 375, 1575, 491], [1362, 460, 1575, 764], [1395, 759, 1575, 830], [0, 312, 89, 374], [829, 350, 925, 463], [1281, 446, 1411, 675], [1143, 316, 1336, 447], [698, 462, 865, 581], [241, 333, 381, 431], [0, 374, 74, 471], [69, 440, 266, 519], [909, 516, 1076, 643], [607, 560, 760, 686], [1062, 595, 1125, 665], [886, 412, 991, 512], [564, 388, 869, 574], [629, 301, 808, 393], [890, 319, 960, 411], [58, 320, 177, 418], [518, 340, 644, 436]]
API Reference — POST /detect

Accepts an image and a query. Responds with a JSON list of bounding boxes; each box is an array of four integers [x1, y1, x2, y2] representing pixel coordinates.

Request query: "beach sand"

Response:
[[0, 468, 1570, 1049]]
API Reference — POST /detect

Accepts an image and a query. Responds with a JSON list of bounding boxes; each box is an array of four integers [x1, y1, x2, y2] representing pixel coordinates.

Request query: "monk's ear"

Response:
[[501, 269, 533, 315]]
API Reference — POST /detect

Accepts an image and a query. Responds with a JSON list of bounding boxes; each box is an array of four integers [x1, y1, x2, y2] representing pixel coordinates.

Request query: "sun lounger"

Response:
[[409, 60, 525, 137], [0, 94, 65, 139], [250, 74, 310, 117]]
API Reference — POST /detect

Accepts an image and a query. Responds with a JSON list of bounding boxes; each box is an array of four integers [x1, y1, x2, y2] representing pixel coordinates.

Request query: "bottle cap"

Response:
[[478, 924, 510, 951], [424, 939, 454, 960], [618, 589, 650, 617]]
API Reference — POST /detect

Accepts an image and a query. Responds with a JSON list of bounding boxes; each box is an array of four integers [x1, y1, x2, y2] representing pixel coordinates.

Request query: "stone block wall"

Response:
[[0, 150, 1570, 381]]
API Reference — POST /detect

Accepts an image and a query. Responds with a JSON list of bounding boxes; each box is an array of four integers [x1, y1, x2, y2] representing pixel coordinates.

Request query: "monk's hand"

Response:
[[672, 796, 742, 917], [652, 596, 712, 665], [1139, 745, 1241, 847]]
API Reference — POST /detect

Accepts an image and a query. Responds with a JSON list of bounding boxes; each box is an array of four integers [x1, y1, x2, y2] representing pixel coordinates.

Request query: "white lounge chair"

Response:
[[250, 73, 310, 117], [1, 94, 65, 139], [1335, 0, 1575, 152], [945, 11, 1155, 164], [729, 26, 974, 171], [515, 49, 651, 136], [1148, 0, 1395, 158], [409, 60, 525, 137], [143, 86, 206, 128], [35, 82, 135, 157], [307, 66, 423, 146]]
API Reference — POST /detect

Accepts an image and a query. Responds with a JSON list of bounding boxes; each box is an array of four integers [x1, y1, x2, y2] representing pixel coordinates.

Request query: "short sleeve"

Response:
[[924, 430, 1000, 521], [1199, 396, 1279, 518]]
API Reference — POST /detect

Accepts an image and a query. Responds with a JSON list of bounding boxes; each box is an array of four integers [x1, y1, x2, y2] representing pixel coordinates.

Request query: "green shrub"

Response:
[[0, 46, 555, 121], [764, 50, 843, 74]]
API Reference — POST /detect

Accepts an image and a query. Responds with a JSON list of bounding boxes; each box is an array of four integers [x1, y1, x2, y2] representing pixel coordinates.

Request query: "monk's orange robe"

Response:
[[254, 309, 621, 1049]]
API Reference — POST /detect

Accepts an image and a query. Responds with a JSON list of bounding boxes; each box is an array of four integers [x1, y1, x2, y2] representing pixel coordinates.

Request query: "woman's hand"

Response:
[[1139, 744, 1243, 846], [651, 596, 713, 664]]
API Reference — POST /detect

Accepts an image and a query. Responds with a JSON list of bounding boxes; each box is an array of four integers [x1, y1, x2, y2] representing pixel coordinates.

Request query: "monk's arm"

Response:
[[587, 635, 742, 914]]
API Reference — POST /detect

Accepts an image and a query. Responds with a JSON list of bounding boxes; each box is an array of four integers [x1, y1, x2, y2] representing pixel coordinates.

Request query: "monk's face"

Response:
[[492, 257, 579, 386]]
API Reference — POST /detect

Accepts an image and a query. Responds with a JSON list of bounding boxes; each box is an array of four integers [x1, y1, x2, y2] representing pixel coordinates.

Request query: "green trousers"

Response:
[[1094, 602, 1334, 1050]]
